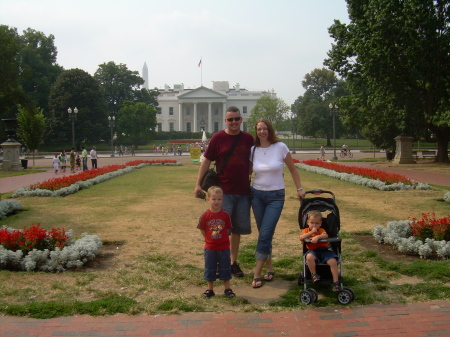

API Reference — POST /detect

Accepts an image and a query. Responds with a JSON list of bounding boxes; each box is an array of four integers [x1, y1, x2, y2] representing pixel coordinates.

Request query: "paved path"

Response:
[[1, 151, 449, 193], [0, 300, 449, 337]]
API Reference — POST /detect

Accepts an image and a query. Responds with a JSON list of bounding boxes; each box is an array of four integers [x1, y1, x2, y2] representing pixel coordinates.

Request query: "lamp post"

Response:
[[67, 107, 78, 148], [329, 103, 339, 160], [108, 116, 115, 157], [291, 115, 296, 154]]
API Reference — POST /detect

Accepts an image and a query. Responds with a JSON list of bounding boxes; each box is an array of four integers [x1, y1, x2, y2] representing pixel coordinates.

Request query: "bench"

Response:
[[421, 150, 436, 159]]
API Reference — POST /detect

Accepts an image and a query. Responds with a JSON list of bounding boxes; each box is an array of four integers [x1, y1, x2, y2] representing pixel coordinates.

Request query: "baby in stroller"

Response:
[[297, 189, 355, 305], [299, 210, 340, 292]]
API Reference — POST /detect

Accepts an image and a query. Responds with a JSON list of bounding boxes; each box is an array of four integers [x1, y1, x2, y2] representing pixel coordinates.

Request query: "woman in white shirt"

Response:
[[250, 118, 306, 288]]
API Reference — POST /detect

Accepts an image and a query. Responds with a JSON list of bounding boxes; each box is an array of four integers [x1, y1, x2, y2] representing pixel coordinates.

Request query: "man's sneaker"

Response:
[[231, 263, 244, 277]]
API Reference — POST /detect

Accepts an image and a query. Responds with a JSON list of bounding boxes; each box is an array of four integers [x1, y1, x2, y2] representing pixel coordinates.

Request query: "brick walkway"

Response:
[[0, 300, 449, 336]]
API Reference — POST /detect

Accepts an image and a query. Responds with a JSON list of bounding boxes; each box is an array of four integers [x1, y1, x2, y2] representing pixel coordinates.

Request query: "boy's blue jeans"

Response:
[[251, 187, 285, 261]]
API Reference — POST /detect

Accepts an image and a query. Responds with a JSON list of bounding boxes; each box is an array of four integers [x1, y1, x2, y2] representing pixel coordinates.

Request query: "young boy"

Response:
[[299, 210, 340, 291], [197, 186, 235, 298]]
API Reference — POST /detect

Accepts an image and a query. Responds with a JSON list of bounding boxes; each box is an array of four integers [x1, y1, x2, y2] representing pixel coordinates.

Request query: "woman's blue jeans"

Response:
[[251, 187, 285, 261]]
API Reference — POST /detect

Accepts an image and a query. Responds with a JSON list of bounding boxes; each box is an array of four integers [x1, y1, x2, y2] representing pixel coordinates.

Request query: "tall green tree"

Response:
[[293, 68, 346, 146], [16, 105, 46, 167], [247, 96, 290, 133], [325, 0, 450, 162], [94, 61, 145, 115], [48, 69, 107, 146], [18, 28, 63, 113], [116, 101, 157, 147]]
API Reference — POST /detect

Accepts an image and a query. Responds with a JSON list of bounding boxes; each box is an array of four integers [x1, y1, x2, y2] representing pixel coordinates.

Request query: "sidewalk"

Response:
[[0, 300, 449, 337]]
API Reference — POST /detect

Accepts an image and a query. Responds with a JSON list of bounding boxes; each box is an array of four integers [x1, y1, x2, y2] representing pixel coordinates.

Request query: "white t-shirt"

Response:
[[250, 142, 289, 191], [90, 149, 97, 159]]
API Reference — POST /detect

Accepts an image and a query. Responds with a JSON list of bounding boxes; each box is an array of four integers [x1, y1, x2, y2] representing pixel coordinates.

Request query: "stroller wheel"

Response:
[[300, 289, 314, 305], [297, 272, 304, 286], [337, 289, 353, 305], [308, 288, 318, 303], [342, 288, 355, 302]]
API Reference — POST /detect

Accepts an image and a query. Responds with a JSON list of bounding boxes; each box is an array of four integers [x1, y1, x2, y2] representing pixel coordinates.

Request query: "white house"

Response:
[[156, 81, 276, 133]]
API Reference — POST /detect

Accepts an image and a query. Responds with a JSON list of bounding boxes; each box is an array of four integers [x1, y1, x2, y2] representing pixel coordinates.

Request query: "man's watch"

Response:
[[297, 187, 304, 191]]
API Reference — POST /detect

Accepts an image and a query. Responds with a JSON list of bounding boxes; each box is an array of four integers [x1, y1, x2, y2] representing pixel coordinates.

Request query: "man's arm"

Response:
[[194, 158, 212, 197]]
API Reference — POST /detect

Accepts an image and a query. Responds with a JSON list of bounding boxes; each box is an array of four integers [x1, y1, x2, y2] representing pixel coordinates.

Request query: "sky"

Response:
[[0, 0, 350, 106]]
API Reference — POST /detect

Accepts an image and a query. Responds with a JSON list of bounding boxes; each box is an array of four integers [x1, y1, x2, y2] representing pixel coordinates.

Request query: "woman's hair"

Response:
[[307, 210, 323, 221], [207, 186, 223, 197], [254, 118, 279, 146]]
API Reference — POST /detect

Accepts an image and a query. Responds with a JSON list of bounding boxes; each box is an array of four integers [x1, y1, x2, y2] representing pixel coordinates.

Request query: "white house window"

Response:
[[243, 106, 247, 114], [157, 123, 162, 131], [169, 122, 174, 131], [214, 122, 219, 132], [186, 107, 190, 115], [157, 107, 162, 114], [186, 122, 191, 132], [214, 107, 218, 115], [169, 107, 174, 115]]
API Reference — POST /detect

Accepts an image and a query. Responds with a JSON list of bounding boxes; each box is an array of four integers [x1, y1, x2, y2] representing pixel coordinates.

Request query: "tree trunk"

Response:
[[434, 128, 449, 164]]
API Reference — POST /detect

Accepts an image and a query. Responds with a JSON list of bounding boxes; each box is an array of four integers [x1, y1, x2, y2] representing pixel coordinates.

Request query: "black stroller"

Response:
[[297, 189, 355, 305]]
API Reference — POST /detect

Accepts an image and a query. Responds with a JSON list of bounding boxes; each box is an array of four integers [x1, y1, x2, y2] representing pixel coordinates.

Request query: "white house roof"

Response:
[[177, 86, 227, 100]]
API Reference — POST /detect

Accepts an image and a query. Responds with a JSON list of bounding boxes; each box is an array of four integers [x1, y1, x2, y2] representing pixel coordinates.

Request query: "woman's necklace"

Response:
[[261, 144, 271, 155]]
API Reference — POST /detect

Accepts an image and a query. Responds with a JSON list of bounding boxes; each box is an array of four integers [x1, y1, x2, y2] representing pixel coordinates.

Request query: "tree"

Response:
[[48, 69, 107, 146], [16, 105, 46, 167], [18, 28, 63, 113], [247, 96, 290, 133], [116, 101, 157, 147], [94, 61, 145, 115], [325, 0, 450, 162], [293, 68, 347, 145], [0, 26, 30, 122]]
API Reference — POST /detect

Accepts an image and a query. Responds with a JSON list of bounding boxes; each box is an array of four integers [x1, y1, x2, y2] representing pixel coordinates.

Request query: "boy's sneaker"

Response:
[[231, 263, 244, 277]]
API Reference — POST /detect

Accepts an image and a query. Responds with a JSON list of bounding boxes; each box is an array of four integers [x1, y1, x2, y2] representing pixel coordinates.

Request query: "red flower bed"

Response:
[[30, 160, 176, 191], [410, 213, 450, 241], [0, 224, 69, 253], [293, 159, 413, 185]]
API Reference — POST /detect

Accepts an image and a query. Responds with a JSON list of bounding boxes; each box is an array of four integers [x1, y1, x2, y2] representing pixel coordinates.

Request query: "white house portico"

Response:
[[155, 81, 276, 133]]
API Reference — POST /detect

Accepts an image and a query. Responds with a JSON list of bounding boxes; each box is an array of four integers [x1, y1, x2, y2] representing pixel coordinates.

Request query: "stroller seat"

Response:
[[298, 189, 355, 305]]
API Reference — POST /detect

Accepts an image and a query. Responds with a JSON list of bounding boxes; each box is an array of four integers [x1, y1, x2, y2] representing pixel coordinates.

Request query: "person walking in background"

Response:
[[81, 146, 88, 171], [194, 106, 254, 278], [320, 145, 326, 161], [52, 153, 60, 174], [197, 186, 235, 298], [59, 150, 67, 173], [90, 146, 98, 169], [76, 153, 81, 170], [249, 118, 306, 288]]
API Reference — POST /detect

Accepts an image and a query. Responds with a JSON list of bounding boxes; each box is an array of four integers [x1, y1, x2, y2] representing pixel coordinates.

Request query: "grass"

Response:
[[0, 162, 449, 317]]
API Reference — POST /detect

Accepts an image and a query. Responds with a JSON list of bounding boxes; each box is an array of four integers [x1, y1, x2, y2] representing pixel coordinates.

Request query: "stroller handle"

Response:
[[303, 237, 341, 243], [303, 189, 336, 201]]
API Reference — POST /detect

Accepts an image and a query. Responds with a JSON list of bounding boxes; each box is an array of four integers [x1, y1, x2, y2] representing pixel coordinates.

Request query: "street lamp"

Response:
[[108, 116, 115, 157], [329, 103, 339, 160], [67, 107, 78, 148]]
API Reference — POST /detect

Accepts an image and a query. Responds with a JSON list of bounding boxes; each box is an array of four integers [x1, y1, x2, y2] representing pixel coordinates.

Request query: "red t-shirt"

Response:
[[204, 130, 254, 195], [197, 209, 233, 251], [301, 228, 329, 251]]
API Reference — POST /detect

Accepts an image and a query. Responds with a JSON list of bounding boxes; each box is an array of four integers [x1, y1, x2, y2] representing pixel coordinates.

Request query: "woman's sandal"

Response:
[[312, 274, 321, 283], [264, 271, 275, 281], [203, 289, 215, 298], [252, 278, 263, 288], [224, 288, 236, 298], [332, 282, 340, 292]]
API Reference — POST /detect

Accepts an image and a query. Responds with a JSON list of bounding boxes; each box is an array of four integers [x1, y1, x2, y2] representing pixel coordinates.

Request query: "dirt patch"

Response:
[[353, 234, 419, 262]]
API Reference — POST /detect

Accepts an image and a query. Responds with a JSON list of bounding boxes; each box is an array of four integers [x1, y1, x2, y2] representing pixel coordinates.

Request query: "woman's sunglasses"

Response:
[[226, 117, 242, 122]]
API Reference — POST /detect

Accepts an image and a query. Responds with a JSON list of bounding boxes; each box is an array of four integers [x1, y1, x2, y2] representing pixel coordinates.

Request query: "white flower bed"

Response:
[[0, 200, 22, 220], [295, 163, 431, 191], [12, 162, 181, 198], [0, 230, 102, 272], [373, 221, 450, 259], [444, 191, 450, 204]]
